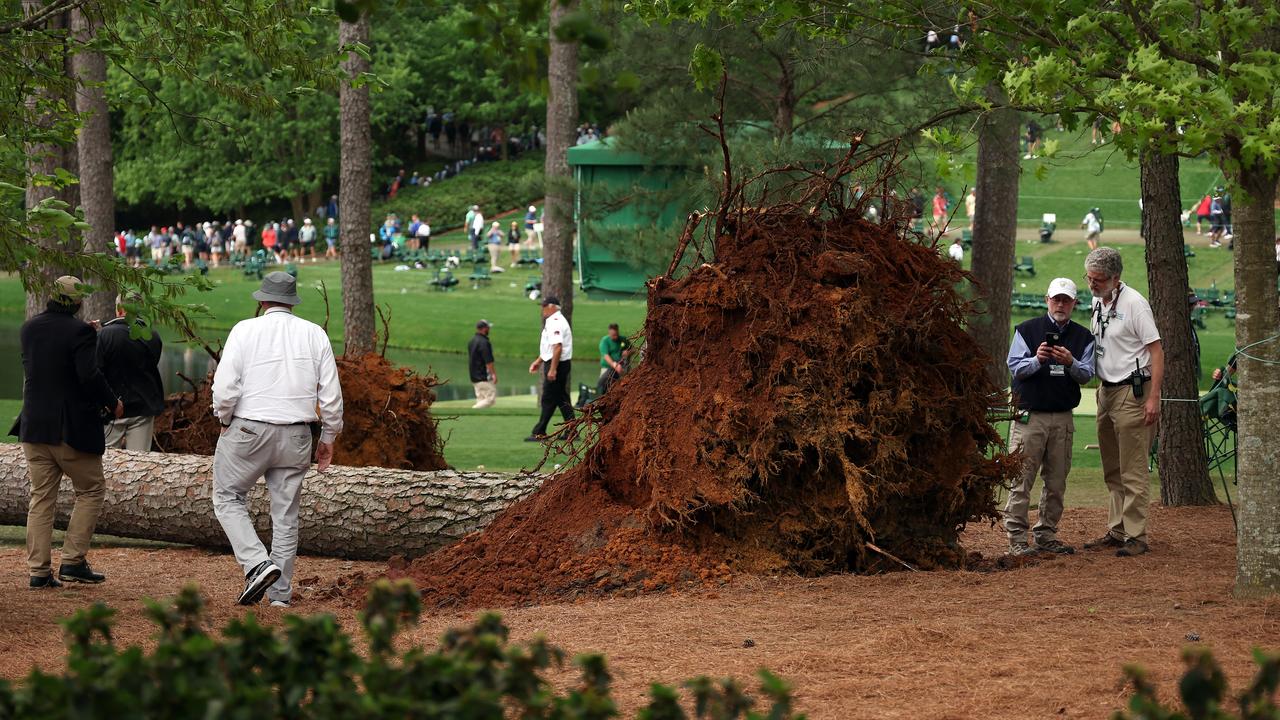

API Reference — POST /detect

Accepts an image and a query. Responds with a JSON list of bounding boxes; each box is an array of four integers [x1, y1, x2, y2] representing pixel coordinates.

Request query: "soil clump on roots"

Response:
[[154, 352, 447, 471], [400, 151, 1016, 608]]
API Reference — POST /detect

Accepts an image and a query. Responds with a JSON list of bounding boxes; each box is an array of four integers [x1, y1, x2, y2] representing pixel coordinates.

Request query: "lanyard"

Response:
[[1093, 284, 1123, 339]]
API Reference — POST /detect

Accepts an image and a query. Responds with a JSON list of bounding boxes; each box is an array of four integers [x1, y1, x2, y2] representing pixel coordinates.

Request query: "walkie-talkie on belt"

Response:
[[1131, 359, 1144, 399]]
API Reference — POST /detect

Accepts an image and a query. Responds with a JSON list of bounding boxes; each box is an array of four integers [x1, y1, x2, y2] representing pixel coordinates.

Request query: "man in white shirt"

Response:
[[948, 237, 964, 263], [526, 295, 574, 441], [1081, 247, 1163, 557], [211, 272, 344, 606]]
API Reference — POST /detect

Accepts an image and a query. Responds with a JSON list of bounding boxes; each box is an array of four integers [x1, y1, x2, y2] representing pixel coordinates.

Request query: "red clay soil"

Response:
[[3, 506, 1278, 719], [398, 166, 1016, 608], [153, 352, 446, 471]]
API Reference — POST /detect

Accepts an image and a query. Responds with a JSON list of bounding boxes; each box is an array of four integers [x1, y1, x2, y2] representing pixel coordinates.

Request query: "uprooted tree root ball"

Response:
[[154, 352, 447, 472], [399, 149, 1017, 608]]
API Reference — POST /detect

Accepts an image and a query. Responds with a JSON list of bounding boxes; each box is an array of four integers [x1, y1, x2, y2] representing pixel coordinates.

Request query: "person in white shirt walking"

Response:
[[211, 272, 344, 607], [948, 237, 964, 263], [526, 296, 574, 441]]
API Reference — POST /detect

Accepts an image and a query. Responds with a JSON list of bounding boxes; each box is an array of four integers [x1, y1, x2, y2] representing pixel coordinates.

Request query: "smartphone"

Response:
[[1045, 332, 1061, 347]]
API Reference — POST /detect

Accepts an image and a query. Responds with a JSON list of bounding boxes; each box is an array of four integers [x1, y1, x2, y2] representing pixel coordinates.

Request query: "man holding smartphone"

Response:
[[1004, 277, 1095, 556]]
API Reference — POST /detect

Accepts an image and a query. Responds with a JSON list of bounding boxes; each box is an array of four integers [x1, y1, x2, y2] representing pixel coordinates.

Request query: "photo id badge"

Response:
[[1050, 364, 1066, 377]]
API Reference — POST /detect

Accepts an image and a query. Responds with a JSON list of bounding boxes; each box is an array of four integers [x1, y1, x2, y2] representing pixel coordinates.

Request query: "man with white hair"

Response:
[[1004, 277, 1095, 556], [1082, 247, 1163, 557]]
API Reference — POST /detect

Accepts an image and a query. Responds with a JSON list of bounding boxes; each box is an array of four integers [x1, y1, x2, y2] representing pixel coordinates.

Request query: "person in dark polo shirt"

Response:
[[468, 319, 497, 409], [1004, 277, 1095, 556]]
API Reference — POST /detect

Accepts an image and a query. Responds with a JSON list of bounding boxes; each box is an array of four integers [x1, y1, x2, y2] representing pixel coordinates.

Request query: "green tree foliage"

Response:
[[0, 0, 338, 329], [0, 580, 805, 720], [1114, 647, 1280, 720], [110, 31, 340, 215]]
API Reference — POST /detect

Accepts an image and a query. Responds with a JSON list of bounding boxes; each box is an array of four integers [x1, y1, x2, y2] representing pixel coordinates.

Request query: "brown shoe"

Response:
[[1116, 539, 1149, 557], [1035, 538, 1076, 555], [1083, 533, 1125, 550]]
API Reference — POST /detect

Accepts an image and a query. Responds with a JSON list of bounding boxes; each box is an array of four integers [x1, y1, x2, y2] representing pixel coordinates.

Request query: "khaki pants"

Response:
[[472, 381, 496, 409], [104, 415, 155, 451], [1097, 385, 1154, 542], [212, 418, 311, 604], [22, 442, 106, 577], [1003, 411, 1073, 544]]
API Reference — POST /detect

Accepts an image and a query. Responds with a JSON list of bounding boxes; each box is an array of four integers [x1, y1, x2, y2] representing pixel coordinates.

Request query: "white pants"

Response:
[[472, 381, 496, 408], [212, 418, 311, 603], [104, 415, 155, 451]]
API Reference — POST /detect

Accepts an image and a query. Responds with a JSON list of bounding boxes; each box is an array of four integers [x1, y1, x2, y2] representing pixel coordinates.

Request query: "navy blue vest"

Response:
[[1011, 315, 1091, 412]]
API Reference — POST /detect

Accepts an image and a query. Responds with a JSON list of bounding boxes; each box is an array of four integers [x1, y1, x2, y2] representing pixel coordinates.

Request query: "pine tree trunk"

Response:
[[1232, 165, 1280, 597], [0, 445, 542, 560], [289, 194, 307, 226], [1139, 151, 1215, 505], [71, 5, 117, 325], [967, 101, 1020, 389], [338, 13, 376, 355], [541, 0, 580, 323], [23, 2, 79, 319]]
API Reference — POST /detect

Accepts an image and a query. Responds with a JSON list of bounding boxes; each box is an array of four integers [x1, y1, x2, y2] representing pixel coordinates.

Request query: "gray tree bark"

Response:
[[338, 13, 376, 356], [23, 1, 79, 319], [967, 101, 1020, 389], [0, 445, 542, 560], [1232, 164, 1280, 597], [1139, 151, 1215, 505], [541, 0, 580, 323], [71, 4, 117, 325]]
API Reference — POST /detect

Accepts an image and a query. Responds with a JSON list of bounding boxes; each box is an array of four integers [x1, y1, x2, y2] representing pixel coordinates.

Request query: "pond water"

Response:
[[0, 330, 540, 403]]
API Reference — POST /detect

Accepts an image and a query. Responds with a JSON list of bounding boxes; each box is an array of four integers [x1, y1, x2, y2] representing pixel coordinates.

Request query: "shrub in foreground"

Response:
[[1115, 647, 1280, 720], [0, 580, 802, 720]]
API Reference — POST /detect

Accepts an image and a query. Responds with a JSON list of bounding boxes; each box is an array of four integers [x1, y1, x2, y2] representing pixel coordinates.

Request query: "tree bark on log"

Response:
[[0, 445, 542, 560], [1139, 151, 1215, 505], [967, 99, 1020, 389]]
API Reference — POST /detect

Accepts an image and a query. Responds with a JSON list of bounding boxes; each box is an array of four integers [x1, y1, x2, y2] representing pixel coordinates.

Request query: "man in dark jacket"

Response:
[[1003, 277, 1095, 557], [11, 276, 123, 588], [97, 293, 164, 451]]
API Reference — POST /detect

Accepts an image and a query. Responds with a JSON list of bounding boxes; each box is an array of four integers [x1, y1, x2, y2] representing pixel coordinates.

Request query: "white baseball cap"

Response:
[[1046, 277, 1077, 299]]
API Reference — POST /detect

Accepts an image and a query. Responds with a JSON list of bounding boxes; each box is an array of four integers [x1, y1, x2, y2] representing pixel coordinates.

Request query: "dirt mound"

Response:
[[399, 151, 1016, 608], [154, 352, 447, 471]]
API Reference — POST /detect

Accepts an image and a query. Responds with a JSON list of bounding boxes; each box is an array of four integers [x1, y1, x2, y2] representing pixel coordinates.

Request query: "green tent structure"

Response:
[[567, 137, 686, 300]]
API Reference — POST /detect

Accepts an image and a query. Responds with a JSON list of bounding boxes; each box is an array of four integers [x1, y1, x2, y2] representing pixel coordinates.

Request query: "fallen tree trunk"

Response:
[[0, 445, 541, 560]]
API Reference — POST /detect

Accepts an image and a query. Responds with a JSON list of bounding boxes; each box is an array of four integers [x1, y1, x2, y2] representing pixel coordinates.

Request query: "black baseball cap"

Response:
[[541, 295, 560, 307]]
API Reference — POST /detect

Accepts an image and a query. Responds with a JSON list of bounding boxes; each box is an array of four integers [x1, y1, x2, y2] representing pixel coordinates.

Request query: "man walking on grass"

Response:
[[526, 296, 574, 441], [1003, 278, 1095, 556], [13, 276, 123, 588], [211, 272, 343, 607], [469, 320, 497, 409]]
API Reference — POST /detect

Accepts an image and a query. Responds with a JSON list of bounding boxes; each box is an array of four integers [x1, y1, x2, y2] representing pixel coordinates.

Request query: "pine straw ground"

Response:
[[3, 506, 1278, 719]]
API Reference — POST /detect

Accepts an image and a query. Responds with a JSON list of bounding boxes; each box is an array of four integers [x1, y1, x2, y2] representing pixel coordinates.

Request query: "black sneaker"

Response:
[[523, 434, 547, 442], [58, 561, 106, 584], [1035, 538, 1076, 555], [1083, 533, 1125, 551], [29, 574, 63, 589], [238, 561, 282, 606], [1116, 539, 1149, 557]]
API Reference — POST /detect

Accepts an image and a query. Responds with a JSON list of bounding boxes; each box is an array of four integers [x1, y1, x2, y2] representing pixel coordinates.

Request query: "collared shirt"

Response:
[[539, 311, 573, 361], [1090, 282, 1161, 383], [211, 307, 344, 443], [1008, 315, 1095, 384]]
